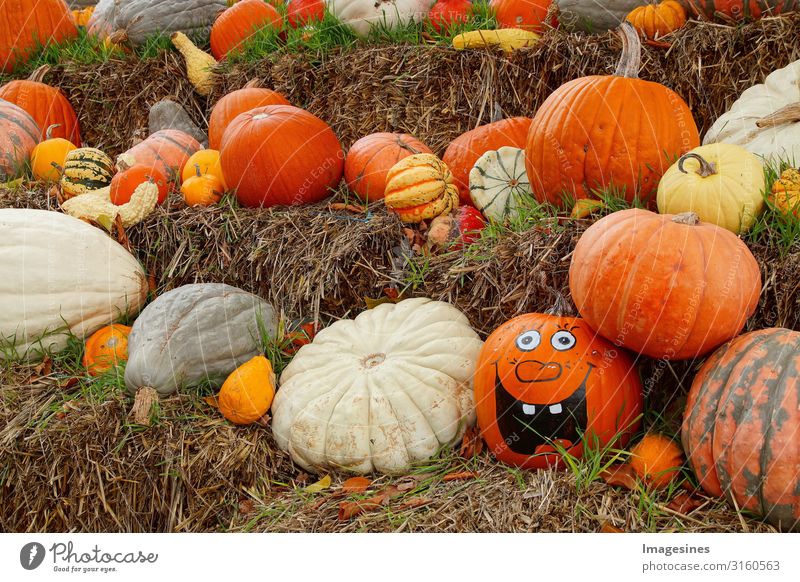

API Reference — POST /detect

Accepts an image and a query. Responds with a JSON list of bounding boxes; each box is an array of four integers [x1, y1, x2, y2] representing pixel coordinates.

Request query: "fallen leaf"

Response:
[[329, 202, 366, 213], [114, 214, 130, 250], [147, 271, 158, 297], [341, 476, 372, 494], [203, 395, 219, 409], [600, 463, 639, 491], [443, 471, 478, 482], [459, 425, 484, 459], [397, 497, 431, 511], [238, 499, 256, 516], [294, 472, 311, 486], [382, 287, 399, 300], [571, 198, 605, 219], [600, 522, 625, 533], [337, 485, 401, 521], [57, 377, 80, 389], [666, 491, 704, 515], [304, 474, 332, 493]]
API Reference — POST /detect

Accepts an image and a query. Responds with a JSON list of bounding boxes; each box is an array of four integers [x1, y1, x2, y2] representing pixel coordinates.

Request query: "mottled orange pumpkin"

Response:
[[475, 313, 643, 469], [117, 129, 201, 185], [218, 355, 276, 425], [0, 99, 40, 181], [82, 324, 132, 376], [683, 0, 797, 23], [629, 434, 684, 489]]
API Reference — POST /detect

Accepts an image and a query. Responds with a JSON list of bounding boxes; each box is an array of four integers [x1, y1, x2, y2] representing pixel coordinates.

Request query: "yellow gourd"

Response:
[[60, 181, 159, 229], [452, 29, 540, 55], [770, 168, 800, 216], [171, 32, 218, 96], [218, 355, 276, 425]]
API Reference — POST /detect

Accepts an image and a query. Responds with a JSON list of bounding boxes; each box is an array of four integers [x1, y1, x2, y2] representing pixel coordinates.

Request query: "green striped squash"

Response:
[[469, 146, 533, 222], [60, 147, 114, 198]]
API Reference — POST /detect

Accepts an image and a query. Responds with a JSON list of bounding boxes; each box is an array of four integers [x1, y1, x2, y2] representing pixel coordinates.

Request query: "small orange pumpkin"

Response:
[[82, 324, 132, 376], [218, 355, 276, 425], [629, 434, 684, 489], [72, 6, 95, 28], [181, 149, 227, 189], [181, 167, 225, 206], [30, 127, 76, 182], [110, 165, 169, 205], [626, 0, 687, 40]]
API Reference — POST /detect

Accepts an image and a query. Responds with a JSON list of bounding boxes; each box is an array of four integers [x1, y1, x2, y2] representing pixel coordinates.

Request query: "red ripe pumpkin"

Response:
[[344, 132, 432, 201], [453, 204, 486, 248], [210, 0, 282, 60], [0, 0, 77, 73], [682, 328, 800, 532], [475, 312, 643, 469], [0, 66, 81, 145], [569, 209, 761, 360], [428, 0, 473, 32], [0, 98, 40, 180], [208, 82, 291, 150], [443, 117, 532, 205], [110, 164, 169, 206], [682, 0, 797, 22], [286, 0, 325, 27], [525, 23, 699, 206], [118, 130, 201, 185], [490, 0, 553, 32], [220, 104, 344, 208]]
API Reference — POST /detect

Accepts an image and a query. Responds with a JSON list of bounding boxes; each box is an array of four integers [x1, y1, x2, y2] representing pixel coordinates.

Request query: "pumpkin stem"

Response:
[[671, 212, 700, 226], [544, 289, 575, 317], [44, 123, 62, 141], [614, 22, 642, 79], [755, 102, 800, 129], [678, 153, 717, 178], [28, 64, 51, 83], [243, 78, 262, 89], [194, 163, 202, 178], [490, 101, 505, 124], [130, 386, 159, 426]]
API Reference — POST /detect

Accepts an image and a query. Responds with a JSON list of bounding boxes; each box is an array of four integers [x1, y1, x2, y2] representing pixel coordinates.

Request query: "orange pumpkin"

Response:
[[443, 117, 532, 205], [683, 0, 796, 23], [181, 169, 225, 206], [110, 165, 169, 205], [82, 324, 132, 376], [208, 81, 291, 150], [117, 129, 201, 185], [490, 0, 552, 32], [220, 104, 344, 208], [626, 1, 687, 40], [629, 434, 684, 489], [344, 133, 432, 201], [569, 209, 762, 360], [30, 126, 76, 182], [0, 99, 40, 181], [72, 6, 94, 28], [210, 0, 282, 60], [525, 23, 699, 206], [0, 66, 81, 145], [181, 149, 226, 189], [0, 0, 77, 73], [475, 312, 643, 469], [218, 355, 276, 425]]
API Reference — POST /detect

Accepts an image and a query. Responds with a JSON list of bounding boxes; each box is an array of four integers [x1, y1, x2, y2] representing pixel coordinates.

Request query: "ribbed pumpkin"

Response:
[[626, 0, 686, 40], [60, 147, 114, 199], [117, 129, 201, 184], [208, 81, 290, 150], [220, 104, 344, 208], [770, 168, 800, 216], [682, 0, 797, 22], [525, 23, 699, 206], [0, 0, 77, 73], [82, 323, 131, 376], [469, 146, 533, 222], [384, 153, 460, 223], [0, 99, 40, 181], [656, 143, 765, 234], [569, 208, 762, 360], [490, 0, 552, 32], [682, 328, 800, 532], [210, 0, 282, 60], [218, 355, 276, 425], [344, 132, 432, 201], [0, 66, 81, 144], [443, 116, 532, 205], [286, 0, 325, 27], [110, 165, 169, 206], [30, 128, 76, 182]]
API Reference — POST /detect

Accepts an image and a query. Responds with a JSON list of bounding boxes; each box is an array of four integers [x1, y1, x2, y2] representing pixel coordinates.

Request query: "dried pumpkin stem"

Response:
[[678, 153, 717, 177], [28, 64, 50, 83], [243, 78, 262, 89], [671, 212, 700, 225], [614, 22, 642, 79], [755, 102, 800, 128], [130, 386, 159, 426]]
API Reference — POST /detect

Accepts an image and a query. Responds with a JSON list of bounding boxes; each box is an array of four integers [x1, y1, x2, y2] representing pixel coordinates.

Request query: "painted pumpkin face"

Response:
[[475, 313, 643, 469]]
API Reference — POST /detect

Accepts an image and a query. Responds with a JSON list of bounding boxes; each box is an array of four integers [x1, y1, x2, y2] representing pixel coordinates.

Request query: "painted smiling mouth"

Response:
[[494, 364, 592, 455]]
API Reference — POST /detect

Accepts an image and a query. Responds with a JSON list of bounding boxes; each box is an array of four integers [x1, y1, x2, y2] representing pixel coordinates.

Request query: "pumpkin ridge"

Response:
[[392, 359, 451, 441], [0, 109, 40, 143], [672, 222, 710, 357]]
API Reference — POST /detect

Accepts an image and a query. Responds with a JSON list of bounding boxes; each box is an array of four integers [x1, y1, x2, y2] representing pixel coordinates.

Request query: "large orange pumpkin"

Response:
[[0, 66, 81, 145], [682, 0, 797, 22], [208, 81, 290, 150], [210, 0, 282, 60], [117, 129, 201, 184], [443, 116, 532, 205], [569, 209, 761, 360], [82, 324, 132, 376], [475, 312, 643, 469], [525, 22, 699, 206], [490, 0, 552, 32], [344, 132, 432, 201], [682, 328, 800, 532], [0, 99, 40, 180], [0, 0, 77, 73], [220, 104, 344, 208]]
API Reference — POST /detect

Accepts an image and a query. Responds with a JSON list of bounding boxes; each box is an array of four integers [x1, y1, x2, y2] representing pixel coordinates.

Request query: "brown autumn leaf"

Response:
[[397, 497, 432, 511], [601, 463, 639, 491], [57, 377, 80, 390], [147, 271, 158, 297], [459, 425, 484, 459], [114, 214, 130, 250], [599, 521, 625, 533], [341, 476, 372, 494], [443, 471, 478, 482], [329, 202, 366, 214], [666, 491, 705, 515], [294, 472, 312, 487], [337, 485, 401, 521], [238, 499, 256, 516]]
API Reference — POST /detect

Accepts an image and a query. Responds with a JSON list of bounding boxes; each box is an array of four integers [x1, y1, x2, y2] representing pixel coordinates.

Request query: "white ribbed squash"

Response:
[[327, 0, 434, 36], [272, 298, 483, 475], [0, 209, 147, 360], [469, 146, 533, 222]]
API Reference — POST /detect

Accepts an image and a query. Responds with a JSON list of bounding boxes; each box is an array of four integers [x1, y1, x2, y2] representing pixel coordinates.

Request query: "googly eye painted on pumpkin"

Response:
[[551, 330, 577, 351], [515, 330, 541, 352]]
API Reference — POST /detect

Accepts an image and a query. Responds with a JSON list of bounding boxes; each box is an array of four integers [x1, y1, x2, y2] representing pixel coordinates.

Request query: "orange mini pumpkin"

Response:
[[30, 127, 76, 182], [218, 355, 276, 425], [474, 313, 643, 469], [490, 0, 552, 32], [82, 324, 132, 376], [181, 168, 225, 206], [626, 0, 687, 40], [210, 0, 282, 60], [110, 164, 169, 205], [181, 149, 226, 189], [629, 433, 684, 489]]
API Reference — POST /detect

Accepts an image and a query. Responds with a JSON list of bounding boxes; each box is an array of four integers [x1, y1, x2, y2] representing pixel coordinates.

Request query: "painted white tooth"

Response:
[[522, 404, 536, 415], [549, 404, 563, 414]]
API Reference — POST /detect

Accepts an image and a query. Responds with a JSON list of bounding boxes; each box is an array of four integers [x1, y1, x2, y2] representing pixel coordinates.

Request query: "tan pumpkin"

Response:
[[384, 154, 459, 223]]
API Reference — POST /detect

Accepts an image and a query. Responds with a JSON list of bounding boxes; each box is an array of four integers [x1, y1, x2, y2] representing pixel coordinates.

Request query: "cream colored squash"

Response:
[[657, 143, 765, 234], [0, 209, 147, 360], [469, 146, 533, 222], [704, 59, 800, 163], [60, 181, 159, 228], [327, 0, 435, 36], [272, 298, 483, 475]]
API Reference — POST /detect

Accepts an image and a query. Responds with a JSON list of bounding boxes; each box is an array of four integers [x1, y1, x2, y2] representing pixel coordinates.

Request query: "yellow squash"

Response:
[[452, 29, 540, 55], [171, 32, 218, 96]]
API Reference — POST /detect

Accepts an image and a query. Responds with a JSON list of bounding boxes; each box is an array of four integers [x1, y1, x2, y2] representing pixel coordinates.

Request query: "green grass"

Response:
[[744, 157, 800, 255]]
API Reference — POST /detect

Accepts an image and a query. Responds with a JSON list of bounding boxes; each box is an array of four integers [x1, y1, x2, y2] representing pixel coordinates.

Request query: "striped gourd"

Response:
[[60, 147, 115, 199], [0, 99, 40, 181], [384, 153, 459, 223], [469, 146, 533, 222]]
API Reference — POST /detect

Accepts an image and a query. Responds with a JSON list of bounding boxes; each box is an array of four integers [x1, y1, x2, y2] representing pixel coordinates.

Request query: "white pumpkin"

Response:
[[272, 298, 483, 475], [327, 0, 435, 36], [0, 209, 147, 360], [469, 146, 533, 222], [704, 59, 800, 163]]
